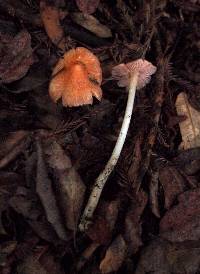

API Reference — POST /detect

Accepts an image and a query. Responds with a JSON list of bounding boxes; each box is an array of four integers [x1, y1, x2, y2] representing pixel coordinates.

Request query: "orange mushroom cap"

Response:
[[49, 47, 102, 107]]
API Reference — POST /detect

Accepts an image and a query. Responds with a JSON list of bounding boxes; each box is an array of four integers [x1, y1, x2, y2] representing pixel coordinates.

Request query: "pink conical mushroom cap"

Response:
[[112, 59, 157, 90]]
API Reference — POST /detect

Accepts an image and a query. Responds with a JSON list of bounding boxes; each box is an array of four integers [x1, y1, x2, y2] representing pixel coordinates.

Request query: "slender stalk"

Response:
[[79, 73, 138, 231]]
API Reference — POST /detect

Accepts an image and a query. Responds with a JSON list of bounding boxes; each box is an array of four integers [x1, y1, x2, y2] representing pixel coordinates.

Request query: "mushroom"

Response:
[[79, 59, 156, 231], [49, 47, 102, 107]]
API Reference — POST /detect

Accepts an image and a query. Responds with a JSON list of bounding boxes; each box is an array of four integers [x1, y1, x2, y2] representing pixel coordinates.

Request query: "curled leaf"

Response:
[[75, 0, 100, 14], [72, 13, 112, 38], [36, 141, 68, 241], [0, 131, 29, 168], [86, 200, 119, 244], [43, 140, 86, 231], [176, 92, 200, 149], [135, 238, 200, 274], [0, 30, 34, 83], [99, 235, 127, 273], [124, 190, 148, 254], [159, 166, 186, 209], [40, 1, 66, 50], [160, 188, 200, 242]]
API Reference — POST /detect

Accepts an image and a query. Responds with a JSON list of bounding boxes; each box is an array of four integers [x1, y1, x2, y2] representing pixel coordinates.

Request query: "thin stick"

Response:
[[79, 73, 138, 231]]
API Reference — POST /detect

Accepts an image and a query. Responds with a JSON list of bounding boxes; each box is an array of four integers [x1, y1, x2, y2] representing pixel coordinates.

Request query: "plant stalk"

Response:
[[79, 72, 138, 231]]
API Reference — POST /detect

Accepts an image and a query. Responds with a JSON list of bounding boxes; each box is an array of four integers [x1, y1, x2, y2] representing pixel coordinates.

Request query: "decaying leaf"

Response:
[[135, 238, 200, 274], [0, 30, 34, 83], [160, 188, 200, 242], [124, 190, 148, 254], [176, 92, 200, 149], [0, 0, 42, 27], [43, 140, 86, 231], [17, 255, 47, 274], [9, 188, 59, 243], [75, 0, 100, 14], [149, 171, 160, 218], [71, 13, 112, 38], [77, 242, 100, 270], [86, 199, 119, 244], [86, 216, 111, 244], [40, 1, 66, 50], [39, 250, 65, 274], [9, 65, 48, 93], [36, 141, 68, 241], [99, 235, 127, 273], [0, 172, 22, 235], [159, 166, 186, 209], [0, 130, 29, 168], [0, 241, 17, 267]]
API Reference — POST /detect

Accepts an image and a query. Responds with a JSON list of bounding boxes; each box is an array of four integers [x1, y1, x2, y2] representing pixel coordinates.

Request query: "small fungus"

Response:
[[79, 59, 156, 231], [49, 47, 102, 107]]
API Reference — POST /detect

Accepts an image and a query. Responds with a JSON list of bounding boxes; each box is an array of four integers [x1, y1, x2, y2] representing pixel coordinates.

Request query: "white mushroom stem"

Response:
[[79, 72, 139, 231]]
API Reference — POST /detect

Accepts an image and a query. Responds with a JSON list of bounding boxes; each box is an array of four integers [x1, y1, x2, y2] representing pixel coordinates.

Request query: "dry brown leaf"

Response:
[[124, 190, 148, 254], [0, 131, 29, 169], [39, 250, 65, 274], [36, 141, 68, 241], [75, 0, 100, 14], [43, 140, 86, 231], [135, 238, 200, 274], [40, 1, 65, 50], [86, 200, 119, 244], [0, 30, 34, 83], [0, 241, 17, 267], [99, 235, 127, 273], [9, 189, 59, 243], [149, 172, 160, 218], [159, 166, 186, 209], [0, 172, 21, 235], [17, 255, 47, 274], [77, 242, 100, 270], [72, 13, 112, 38], [176, 92, 200, 149], [160, 188, 200, 242]]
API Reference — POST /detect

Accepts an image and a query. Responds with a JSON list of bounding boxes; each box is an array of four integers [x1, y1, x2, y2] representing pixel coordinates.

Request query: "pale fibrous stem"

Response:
[[79, 72, 138, 231]]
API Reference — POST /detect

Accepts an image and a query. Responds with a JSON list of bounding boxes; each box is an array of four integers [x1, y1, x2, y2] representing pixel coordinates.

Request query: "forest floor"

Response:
[[0, 0, 200, 273]]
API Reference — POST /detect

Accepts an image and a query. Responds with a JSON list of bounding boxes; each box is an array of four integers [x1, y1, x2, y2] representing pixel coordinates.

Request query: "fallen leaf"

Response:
[[9, 188, 59, 243], [0, 131, 29, 168], [124, 190, 148, 254], [77, 242, 100, 270], [75, 0, 100, 14], [99, 235, 127, 273], [86, 200, 119, 244], [149, 171, 160, 217], [36, 141, 68, 241], [135, 238, 200, 274], [0, 172, 22, 235], [43, 140, 86, 231], [71, 13, 112, 38], [184, 159, 200, 175], [40, 1, 65, 50], [0, 0, 42, 27], [160, 188, 200, 242], [159, 166, 186, 209], [4, 234, 39, 273], [39, 250, 65, 274], [17, 255, 47, 274], [86, 216, 111, 244], [8, 65, 48, 93], [0, 30, 34, 83], [176, 92, 200, 149], [0, 241, 17, 267]]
